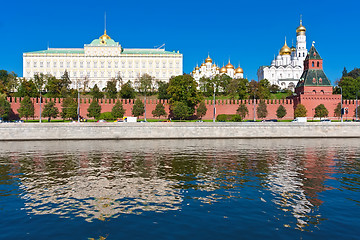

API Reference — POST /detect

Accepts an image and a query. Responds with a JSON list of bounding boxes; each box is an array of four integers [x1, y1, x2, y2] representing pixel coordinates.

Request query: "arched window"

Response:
[[317, 62, 319, 67], [299, 53, 301, 57], [320, 90, 324, 94], [312, 62, 314, 67], [313, 90, 316, 94]]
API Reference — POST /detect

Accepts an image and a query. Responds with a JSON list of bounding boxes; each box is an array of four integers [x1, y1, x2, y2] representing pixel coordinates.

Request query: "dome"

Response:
[[195, 65, 199, 70], [192, 70, 196, 74], [212, 63, 217, 68], [279, 40, 291, 55], [296, 21, 306, 34], [205, 55, 212, 63], [99, 30, 111, 40], [216, 66, 220, 71], [220, 67, 227, 73], [291, 46, 296, 52], [201, 62, 206, 67], [225, 61, 234, 69], [235, 66, 243, 74]]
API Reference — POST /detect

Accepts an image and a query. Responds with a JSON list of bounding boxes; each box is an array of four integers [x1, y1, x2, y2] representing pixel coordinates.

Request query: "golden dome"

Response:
[[212, 63, 217, 68], [192, 70, 196, 74], [235, 66, 243, 74], [296, 21, 306, 34], [220, 67, 227, 73], [279, 39, 291, 55], [99, 30, 111, 40], [195, 65, 199, 70], [216, 66, 220, 71], [205, 55, 212, 63], [225, 61, 234, 69], [290, 46, 296, 52], [201, 62, 206, 67]]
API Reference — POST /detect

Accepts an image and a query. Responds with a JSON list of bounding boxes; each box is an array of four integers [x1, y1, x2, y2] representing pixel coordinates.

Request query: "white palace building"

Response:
[[257, 19, 308, 91], [23, 30, 183, 89]]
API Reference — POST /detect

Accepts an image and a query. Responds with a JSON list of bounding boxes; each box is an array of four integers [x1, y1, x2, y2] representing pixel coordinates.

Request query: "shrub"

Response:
[[99, 112, 115, 120], [216, 114, 242, 122]]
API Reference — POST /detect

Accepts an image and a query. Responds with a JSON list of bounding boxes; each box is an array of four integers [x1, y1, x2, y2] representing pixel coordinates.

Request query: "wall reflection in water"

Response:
[[0, 139, 359, 230]]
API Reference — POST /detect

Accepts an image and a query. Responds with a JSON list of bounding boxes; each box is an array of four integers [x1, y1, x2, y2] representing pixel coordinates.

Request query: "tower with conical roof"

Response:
[[291, 43, 341, 120]]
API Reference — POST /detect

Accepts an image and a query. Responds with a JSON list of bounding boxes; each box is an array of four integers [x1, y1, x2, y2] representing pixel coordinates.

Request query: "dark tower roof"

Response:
[[305, 45, 322, 60], [296, 45, 331, 87]]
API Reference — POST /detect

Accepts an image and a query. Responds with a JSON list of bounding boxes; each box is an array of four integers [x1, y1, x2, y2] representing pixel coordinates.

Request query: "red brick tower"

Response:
[[291, 44, 341, 119]]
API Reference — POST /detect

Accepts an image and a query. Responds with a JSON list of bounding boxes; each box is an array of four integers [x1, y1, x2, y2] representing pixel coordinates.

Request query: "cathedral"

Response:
[[191, 55, 244, 83], [257, 19, 308, 91]]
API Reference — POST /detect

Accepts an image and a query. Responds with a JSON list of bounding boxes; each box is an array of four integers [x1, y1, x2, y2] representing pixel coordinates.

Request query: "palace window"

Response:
[[163, 62, 166, 68], [47, 62, 50, 68], [156, 62, 159, 68], [142, 62, 146, 68], [80, 62, 83, 68], [53, 62, 57, 67], [169, 62, 173, 68], [135, 62, 139, 68], [40, 62, 43, 68], [101, 71, 104, 77], [128, 62, 132, 68], [73, 62, 77, 68], [108, 62, 111, 68], [60, 62, 63, 68], [101, 61, 104, 68], [115, 62, 118, 68], [87, 62, 90, 68], [94, 72, 97, 77], [108, 72, 111, 77], [67, 62, 70, 68], [33, 62, 37, 67], [94, 62, 97, 68]]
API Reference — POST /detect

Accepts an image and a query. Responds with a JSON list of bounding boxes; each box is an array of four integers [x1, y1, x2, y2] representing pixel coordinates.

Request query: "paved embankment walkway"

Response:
[[0, 122, 359, 141]]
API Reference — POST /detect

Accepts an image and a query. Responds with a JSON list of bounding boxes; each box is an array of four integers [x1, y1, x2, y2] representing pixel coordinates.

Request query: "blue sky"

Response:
[[0, 0, 359, 84]]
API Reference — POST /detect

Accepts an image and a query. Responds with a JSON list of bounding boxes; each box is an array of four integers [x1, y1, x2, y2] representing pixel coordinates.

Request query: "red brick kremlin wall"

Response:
[[6, 97, 359, 121]]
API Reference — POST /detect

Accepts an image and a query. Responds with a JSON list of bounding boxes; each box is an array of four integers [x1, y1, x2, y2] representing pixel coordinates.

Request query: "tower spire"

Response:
[[300, 14, 302, 25], [104, 12, 107, 33]]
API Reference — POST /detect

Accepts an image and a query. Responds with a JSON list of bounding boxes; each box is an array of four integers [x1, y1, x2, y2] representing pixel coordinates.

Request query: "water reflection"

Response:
[[0, 139, 359, 232]]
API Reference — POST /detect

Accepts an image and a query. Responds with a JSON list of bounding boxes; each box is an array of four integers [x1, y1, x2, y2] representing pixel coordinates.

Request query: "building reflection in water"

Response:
[[0, 139, 358, 229]]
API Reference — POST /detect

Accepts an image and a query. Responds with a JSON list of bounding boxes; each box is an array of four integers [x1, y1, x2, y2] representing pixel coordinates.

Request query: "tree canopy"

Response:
[[18, 96, 34, 120], [257, 100, 268, 119], [276, 105, 287, 119], [0, 95, 11, 120], [236, 103, 248, 120], [111, 100, 126, 119], [196, 101, 207, 119], [119, 81, 136, 99], [294, 104, 307, 118], [132, 99, 145, 117], [42, 101, 59, 121], [87, 100, 102, 119], [314, 104, 329, 119], [152, 102, 167, 119]]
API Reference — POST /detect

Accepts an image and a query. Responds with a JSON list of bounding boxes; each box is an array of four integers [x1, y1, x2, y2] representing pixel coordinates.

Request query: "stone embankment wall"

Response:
[[6, 97, 359, 121], [0, 122, 359, 141]]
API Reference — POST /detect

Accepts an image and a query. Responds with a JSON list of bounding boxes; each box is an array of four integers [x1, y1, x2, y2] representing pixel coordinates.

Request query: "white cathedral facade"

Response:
[[257, 20, 308, 91], [23, 30, 183, 90], [191, 55, 244, 82]]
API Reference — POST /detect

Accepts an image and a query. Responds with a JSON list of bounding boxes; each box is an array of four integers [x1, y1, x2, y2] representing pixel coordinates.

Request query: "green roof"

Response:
[[305, 45, 322, 60], [297, 69, 331, 87], [87, 38, 119, 47], [25, 49, 84, 54], [122, 49, 179, 55]]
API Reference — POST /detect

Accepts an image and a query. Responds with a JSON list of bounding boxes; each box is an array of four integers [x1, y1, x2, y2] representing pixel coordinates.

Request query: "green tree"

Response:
[[0, 95, 11, 120], [168, 74, 202, 115], [269, 84, 281, 94], [42, 101, 59, 122], [236, 103, 248, 120], [294, 104, 307, 118], [314, 104, 329, 120], [152, 102, 167, 119], [61, 97, 78, 120], [119, 81, 136, 99], [276, 105, 287, 119], [132, 99, 145, 117], [0, 70, 18, 96], [172, 101, 190, 120], [18, 96, 34, 120], [354, 105, 360, 119], [226, 78, 239, 99], [135, 73, 153, 95], [111, 100, 126, 119], [87, 100, 102, 119], [17, 78, 37, 97], [258, 79, 271, 99], [104, 79, 118, 99], [33, 73, 46, 97], [237, 78, 249, 99], [45, 75, 62, 97], [90, 84, 104, 100], [256, 100, 268, 119], [196, 101, 207, 119], [157, 81, 171, 99], [334, 103, 341, 119], [219, 74, 231, 94]]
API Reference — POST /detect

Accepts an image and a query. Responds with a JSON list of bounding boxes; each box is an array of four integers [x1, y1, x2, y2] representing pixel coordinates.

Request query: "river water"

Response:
[[0, 139, 359, 240]]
